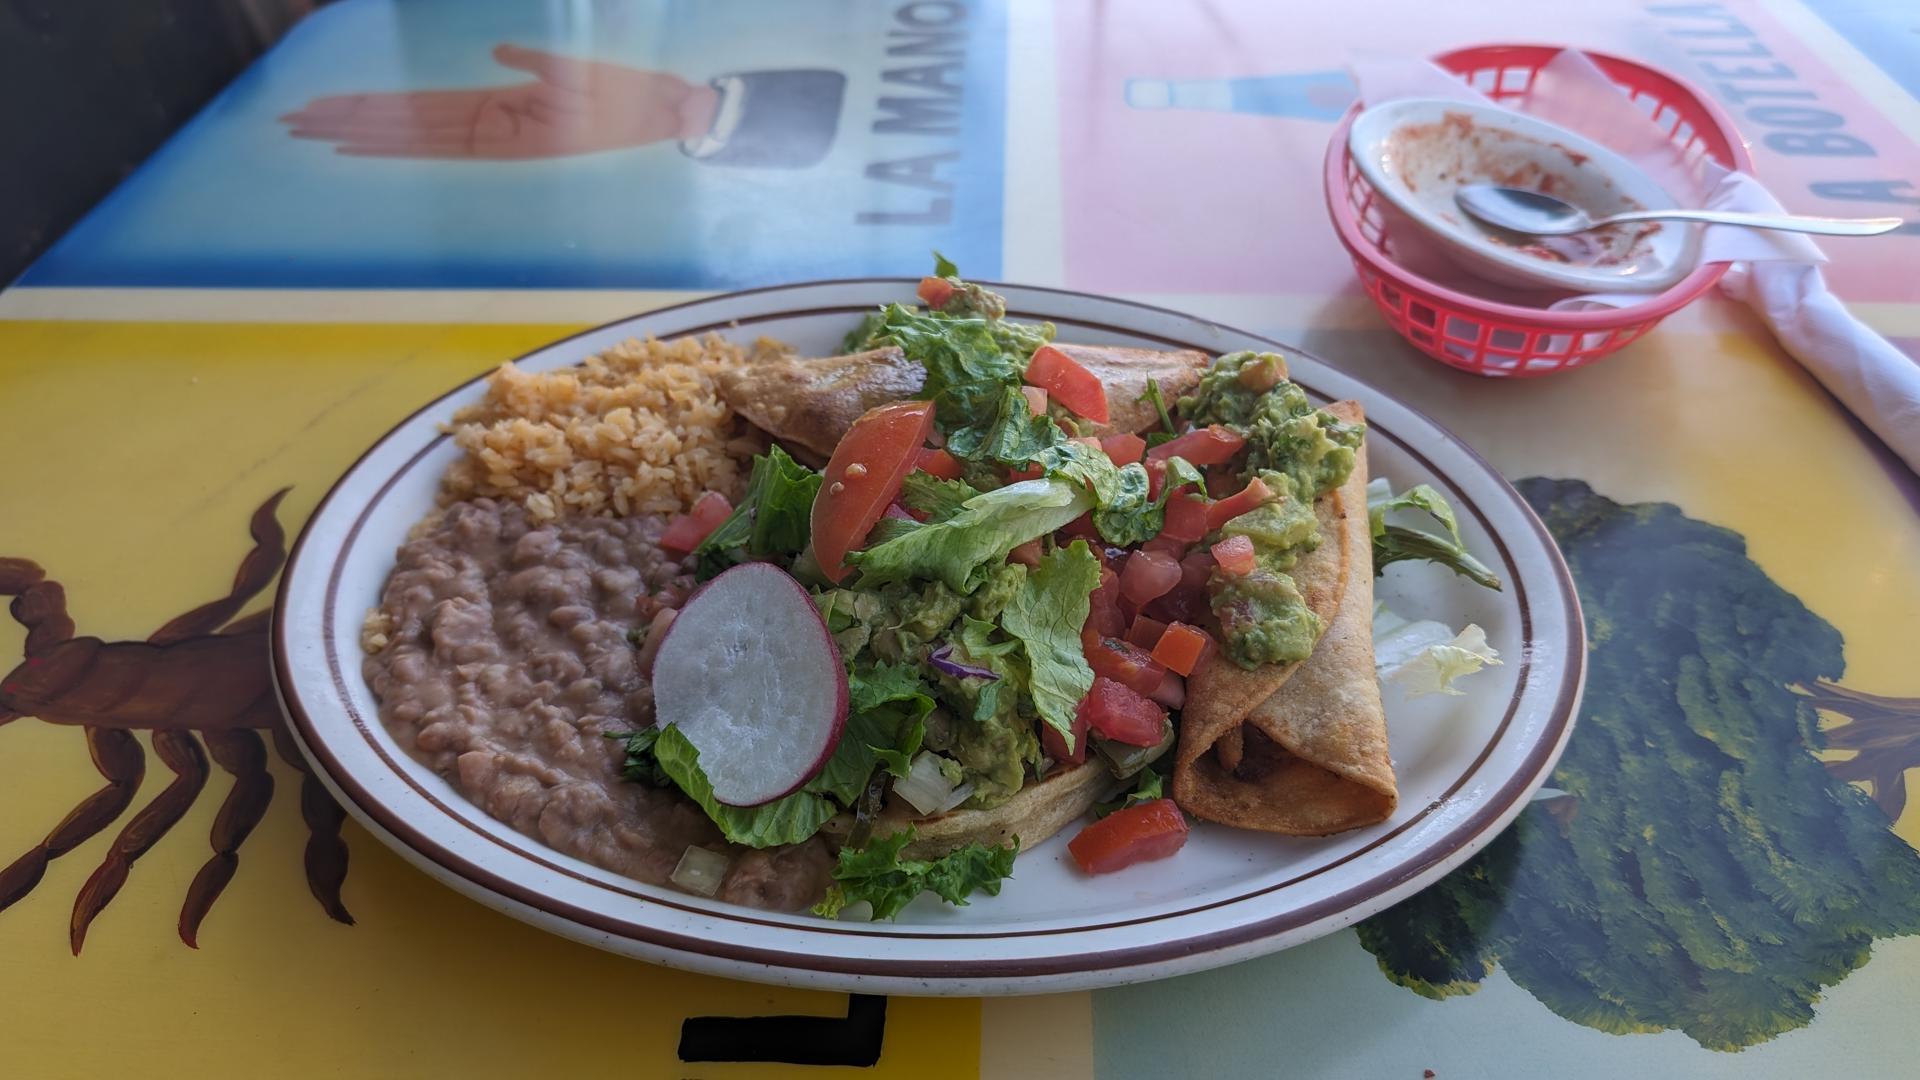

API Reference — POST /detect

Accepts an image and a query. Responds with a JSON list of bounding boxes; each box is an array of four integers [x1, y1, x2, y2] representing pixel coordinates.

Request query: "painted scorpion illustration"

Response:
[[0, 488, 353, 952]]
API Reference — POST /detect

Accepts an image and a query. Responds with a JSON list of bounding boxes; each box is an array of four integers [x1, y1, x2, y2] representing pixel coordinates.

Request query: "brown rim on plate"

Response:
[[273, 279, 1584, 980]]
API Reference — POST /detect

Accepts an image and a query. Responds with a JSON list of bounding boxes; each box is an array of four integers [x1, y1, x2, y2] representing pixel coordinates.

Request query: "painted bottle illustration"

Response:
[[1124, 71, 1355, 122]]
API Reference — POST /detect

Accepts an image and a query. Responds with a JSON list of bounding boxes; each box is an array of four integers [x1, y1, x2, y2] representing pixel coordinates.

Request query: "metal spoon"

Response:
[[1454, 183, 1903, 238]]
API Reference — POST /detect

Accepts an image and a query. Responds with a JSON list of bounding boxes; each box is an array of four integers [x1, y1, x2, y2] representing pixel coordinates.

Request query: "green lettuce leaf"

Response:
[[813, 827, 1019, 919], [847, 476, 1094, 593], [649, 725, 840, 848], [606, 728, 673, 788], [879, 305, 1020, 428], [1092, 766, 1166, 819], [897, 471, 983, 523], [932, 250, 960, 278], [1367, 477, 1502, 590], [1000, 540, 1101, 749], [693, 445, 822, 580], [842, 661, 936, 779]]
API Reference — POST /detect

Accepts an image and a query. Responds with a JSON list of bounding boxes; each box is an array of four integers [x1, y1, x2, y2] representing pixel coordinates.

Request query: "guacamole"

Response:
[[1181, 352, 1365, 670]]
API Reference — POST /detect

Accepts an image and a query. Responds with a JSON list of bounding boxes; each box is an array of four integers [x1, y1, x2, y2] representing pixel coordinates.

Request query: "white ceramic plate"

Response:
[[273, 280, 1584, 995], [1349, 97, 1698, 293]]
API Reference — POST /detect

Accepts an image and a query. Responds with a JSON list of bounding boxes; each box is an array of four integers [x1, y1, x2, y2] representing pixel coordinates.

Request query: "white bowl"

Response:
[[1349, 98, 1698, 293]]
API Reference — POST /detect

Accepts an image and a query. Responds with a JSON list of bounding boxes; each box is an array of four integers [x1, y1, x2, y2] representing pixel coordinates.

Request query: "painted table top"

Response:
[[3, 1, 1918, 1076]]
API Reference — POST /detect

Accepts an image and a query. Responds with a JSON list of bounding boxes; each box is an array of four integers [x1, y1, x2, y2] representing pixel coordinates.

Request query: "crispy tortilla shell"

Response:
[[1172, 401, 1397, 834]]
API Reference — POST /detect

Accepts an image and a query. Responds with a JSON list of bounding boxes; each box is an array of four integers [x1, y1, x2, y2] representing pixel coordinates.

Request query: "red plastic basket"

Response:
[[1324, 45, 1754, 376]]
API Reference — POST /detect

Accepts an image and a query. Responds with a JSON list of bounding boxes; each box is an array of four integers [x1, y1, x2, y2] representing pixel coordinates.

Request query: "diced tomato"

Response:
[[658, 492, 735, 555], [1162, 492, 1211, 543], [1087, 567, 1126, 639], [1120, 549, 1181, 606], [1022, 385, 1049, 416], [1059, 511, 1100, 541], [1080, 676, 1167, 746], [1025, 345, 1110, 424], [1206, 476, 1277, 530], [1069, 799, 1189, 874], [917, 276, 956, 309], [1142, 532, 1189, 559], [914, 447, 962, 480], [1040, 706, 1089, 765], [1147, 424, 1246, 466], [1179, 550, 1215, 591], [1008, 539, 1044, 567], [883, 502, 914, 521], [1007, 462, 1047, 482], [1100, 433, 1146, 466], [1126, 615, 1168, 650], [1084, 636, 1167, 697], [1070, 435, 1104, 452], [1144, 584, 1208, 627], [1149, 669, 1187, 710], [812, 400, 935, 582], [1211, 534, 1257, 576], [1151, 622, 1213, 677], [1145, 458, 1167, 501]]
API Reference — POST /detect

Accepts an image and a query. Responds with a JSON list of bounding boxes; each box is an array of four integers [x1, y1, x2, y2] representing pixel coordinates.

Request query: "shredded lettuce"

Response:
[[693, 445, 821, 580], [999, 540, 1102, 751], [1373, 602, 1502, 697], [813, 827, 1018, 920], [1367, 477, 1501, 591], [846, 476, 1093, 593]]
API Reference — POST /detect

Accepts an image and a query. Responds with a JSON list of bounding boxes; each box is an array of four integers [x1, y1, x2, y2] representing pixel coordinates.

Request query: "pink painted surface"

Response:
[[1057, 0, 1920, 303]]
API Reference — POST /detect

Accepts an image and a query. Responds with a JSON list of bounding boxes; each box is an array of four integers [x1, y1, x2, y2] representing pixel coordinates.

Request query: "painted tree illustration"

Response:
[[1356, 479, 1920, 1052]]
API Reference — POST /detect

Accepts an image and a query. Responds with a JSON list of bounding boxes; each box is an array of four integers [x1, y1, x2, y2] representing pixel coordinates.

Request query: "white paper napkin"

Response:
[[1349, 49, 1920, 474]]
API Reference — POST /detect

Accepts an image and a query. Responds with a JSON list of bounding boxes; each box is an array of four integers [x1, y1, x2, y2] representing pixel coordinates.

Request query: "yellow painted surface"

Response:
[[0, 321, 980, 1080]]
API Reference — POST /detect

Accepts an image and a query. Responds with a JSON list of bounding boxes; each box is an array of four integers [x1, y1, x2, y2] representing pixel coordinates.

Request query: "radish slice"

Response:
[[649, 563, 848, 806]]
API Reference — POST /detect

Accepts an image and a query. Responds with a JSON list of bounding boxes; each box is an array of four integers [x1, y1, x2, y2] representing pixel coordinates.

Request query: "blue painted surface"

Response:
[[1802, 0, 1920, 100], [23, 0, 1006, 288]]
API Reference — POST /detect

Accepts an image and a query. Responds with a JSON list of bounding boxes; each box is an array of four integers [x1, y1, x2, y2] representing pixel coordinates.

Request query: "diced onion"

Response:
[[936, 782, 975, 815], [894, 752, 959, 816], [670, 845, 730, 897]]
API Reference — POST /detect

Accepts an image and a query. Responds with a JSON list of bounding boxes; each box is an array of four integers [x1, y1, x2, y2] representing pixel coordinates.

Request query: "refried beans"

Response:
[[363, 498, 832, 910]]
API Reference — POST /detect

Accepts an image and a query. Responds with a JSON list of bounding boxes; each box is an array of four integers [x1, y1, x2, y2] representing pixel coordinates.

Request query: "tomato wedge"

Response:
[[1025, 345, 1110, 424], [1147, 424, 1245, 466], [1205, 476, 1277, 530], [1151, 622, 1213, 677], [918, 276, 956, 309], [812, 401, 935, 582], [914, 447, 962, 480], [1100, 433, 1146, 466], [659, 491, 734, 556], [1069, 799, 1189, 874], [1084, 635, 1166, 697]]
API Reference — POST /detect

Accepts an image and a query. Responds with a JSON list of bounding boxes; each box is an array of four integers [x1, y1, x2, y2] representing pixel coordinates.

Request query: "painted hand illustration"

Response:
[[281, 44, 718, 159]]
